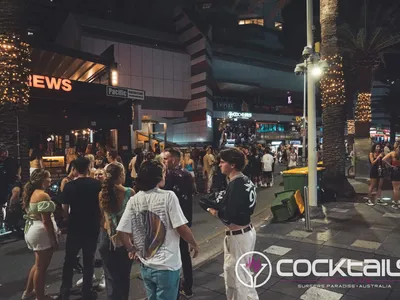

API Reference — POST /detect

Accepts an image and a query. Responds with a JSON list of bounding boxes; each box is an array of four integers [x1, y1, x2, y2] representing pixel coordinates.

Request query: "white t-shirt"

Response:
[[262, 153, 274, 172], [288, 152, 298, 167], [116, 188, 188, 271]]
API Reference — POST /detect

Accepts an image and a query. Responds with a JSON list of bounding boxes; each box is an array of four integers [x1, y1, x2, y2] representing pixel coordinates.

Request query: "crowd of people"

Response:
[[367, 141, 400, 208], [1, 142, 264, 300]]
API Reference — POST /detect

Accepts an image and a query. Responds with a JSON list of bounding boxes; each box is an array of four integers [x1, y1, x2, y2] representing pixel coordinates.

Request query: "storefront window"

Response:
[[238, 19, 264, 26], [257, 123, 285, 133]]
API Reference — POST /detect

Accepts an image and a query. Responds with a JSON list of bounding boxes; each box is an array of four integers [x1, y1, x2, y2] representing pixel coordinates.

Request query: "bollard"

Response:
[[304, 186, 312, 232]]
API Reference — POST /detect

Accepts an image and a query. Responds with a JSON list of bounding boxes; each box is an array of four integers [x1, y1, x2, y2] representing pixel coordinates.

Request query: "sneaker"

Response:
[[377, 199, 388, 206], [98, 275, 106, 290], [76, 274, 95, 287], [366, 199, 375, 206], [21, 291, 36, 300], [179, 289, 193, 299]]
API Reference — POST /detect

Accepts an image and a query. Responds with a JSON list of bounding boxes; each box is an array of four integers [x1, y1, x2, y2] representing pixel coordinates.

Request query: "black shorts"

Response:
[[391, 170, 400, 182], [370, 170, 383, 179], [263, 171, 272, 179]]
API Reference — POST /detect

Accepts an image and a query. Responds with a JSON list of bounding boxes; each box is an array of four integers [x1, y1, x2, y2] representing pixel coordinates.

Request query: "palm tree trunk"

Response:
[[353, 67, 373, 178], [320, 0, 355, 197], [0, 0, 31, 181]]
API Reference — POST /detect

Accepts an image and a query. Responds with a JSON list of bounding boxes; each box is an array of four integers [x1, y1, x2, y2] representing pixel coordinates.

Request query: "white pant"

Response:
[[205, 171, 213, 192], [223, 227, 259, 300]]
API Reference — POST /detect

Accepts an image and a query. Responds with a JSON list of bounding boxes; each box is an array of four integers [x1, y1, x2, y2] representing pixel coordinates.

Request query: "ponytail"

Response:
[[100, 163, 123, 213], [100, 176, 118, 213], [22, 169, 50, 210]]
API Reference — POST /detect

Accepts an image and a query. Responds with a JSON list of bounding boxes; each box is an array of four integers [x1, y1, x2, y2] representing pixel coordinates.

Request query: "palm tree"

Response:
[[319, 0, 355, 197], [340, 2, 400, 135], [0, 0, 31, 179], [382, 80, 400, 143], [338, 1, 400, 177]]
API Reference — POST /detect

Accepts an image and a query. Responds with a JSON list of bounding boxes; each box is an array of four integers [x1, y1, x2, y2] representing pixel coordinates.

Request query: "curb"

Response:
[[130, 204, 273, 280]]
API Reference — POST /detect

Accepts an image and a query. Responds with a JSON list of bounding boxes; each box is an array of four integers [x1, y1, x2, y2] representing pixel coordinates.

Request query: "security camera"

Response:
[[294, 63, 306, 75], [302, 46, 313, 59]]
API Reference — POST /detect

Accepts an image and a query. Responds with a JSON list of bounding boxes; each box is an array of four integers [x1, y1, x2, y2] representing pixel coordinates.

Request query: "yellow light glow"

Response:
[[111, 70, 118, 86], [347, 120, 355, 135], [320, 55, 346, 107], [355, 92, 372, 123]]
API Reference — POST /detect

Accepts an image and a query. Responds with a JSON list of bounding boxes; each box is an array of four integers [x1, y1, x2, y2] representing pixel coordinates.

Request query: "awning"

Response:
[[30, 42, 114, 82], [217, 80, 261, 92]]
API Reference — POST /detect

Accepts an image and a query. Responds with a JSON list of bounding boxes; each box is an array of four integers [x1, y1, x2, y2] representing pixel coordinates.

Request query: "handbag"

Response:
[[199, 190, 225, 212]]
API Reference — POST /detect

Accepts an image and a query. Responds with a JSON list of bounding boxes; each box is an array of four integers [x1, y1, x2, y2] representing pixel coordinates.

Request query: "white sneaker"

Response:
[[76, 274, 95, 287], [366, 199, 375, 206], [21, 291, 36, 300], [98, 274, 106, 290], [377, 199, 388, 206]]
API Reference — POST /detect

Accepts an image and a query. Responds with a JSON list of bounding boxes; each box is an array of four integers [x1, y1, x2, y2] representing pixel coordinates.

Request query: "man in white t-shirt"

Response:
[[262, 150, 275, 187], [288, 147, 298, 169], [117, 160, 199, 300]]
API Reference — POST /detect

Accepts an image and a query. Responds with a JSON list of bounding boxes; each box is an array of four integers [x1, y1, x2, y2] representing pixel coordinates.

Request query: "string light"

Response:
[[347, 120, 355, 135], [355, 92, 372, 123], [0, 32, 31, 106], [320, 55, 346, 107]]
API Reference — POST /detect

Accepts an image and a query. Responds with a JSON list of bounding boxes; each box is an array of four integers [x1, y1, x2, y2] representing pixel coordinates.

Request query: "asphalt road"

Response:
[[0, 165, 286, 300]]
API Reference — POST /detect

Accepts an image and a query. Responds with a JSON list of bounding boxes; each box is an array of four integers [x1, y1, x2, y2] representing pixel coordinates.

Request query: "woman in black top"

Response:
[[367, 144, 386, 206]]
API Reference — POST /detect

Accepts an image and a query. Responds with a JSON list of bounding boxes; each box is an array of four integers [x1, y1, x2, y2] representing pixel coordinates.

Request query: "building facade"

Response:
[[54, 2, 305, 146]]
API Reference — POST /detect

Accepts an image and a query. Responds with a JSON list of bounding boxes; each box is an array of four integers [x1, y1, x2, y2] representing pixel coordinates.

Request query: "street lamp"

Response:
[[294, 56, 327, 163]]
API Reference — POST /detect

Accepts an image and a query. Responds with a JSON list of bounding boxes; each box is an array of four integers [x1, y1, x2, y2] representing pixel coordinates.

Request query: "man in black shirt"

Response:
[[163, 148, 194, 298], [208, 148, 258, 300], [59, 157, 101, 300], [0, 144, 18, 207]]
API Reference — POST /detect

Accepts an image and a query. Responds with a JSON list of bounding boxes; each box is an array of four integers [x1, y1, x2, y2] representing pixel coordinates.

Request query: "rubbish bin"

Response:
[[282, 167, 325, 200], [271, 190, 298, 222]]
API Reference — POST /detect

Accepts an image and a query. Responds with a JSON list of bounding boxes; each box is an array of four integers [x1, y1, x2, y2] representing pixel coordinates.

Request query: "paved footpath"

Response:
[[0, 166, 286, 300], [189, 194, 400, 300]]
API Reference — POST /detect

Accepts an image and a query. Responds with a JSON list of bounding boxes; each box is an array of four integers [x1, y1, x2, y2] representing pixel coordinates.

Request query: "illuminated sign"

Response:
[[106, 86, 145, 101], [28, 75, 72, 92], [207, 114, 212, 128], [227, 111, 252, 119]]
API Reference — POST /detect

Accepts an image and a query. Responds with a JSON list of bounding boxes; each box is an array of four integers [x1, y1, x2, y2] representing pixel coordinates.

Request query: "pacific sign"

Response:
[[106, 86, 145, 101], [28, 75, 72, 92]]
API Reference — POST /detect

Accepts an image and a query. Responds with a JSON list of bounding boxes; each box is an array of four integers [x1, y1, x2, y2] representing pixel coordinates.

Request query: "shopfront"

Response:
[[213, 104, 302, 147], [29, 75, 144, 178]]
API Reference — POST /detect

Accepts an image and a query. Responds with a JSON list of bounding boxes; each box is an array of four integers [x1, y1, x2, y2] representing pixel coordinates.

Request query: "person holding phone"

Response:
[[383, 143, 400, 209], [367, 144, 386, 206]]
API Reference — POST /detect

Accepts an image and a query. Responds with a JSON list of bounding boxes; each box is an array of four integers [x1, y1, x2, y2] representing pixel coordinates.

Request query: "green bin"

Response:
[[282, 167, 325, 200], [271, 190, 298, 222]]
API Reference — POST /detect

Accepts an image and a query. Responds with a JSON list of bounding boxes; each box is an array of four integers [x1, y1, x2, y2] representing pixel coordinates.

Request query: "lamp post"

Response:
[[302, 60, 307, 163], [294, 62, 308, 163]]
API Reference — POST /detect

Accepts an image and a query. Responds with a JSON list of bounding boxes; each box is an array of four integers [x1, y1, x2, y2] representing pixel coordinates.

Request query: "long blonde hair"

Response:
[[22, 169, 50, 209], [183, 152, 191, 166]]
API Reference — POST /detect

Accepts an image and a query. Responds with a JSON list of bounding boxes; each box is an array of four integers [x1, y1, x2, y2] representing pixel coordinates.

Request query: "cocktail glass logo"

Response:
[[235, 251, 272, 288]]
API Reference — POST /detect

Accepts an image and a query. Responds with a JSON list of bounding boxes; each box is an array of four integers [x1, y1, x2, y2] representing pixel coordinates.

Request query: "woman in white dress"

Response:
[[22, 169, 58, 300]]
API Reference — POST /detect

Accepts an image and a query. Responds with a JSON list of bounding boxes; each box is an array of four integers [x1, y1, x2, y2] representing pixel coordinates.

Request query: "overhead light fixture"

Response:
[[111, 70, 118, 86]]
